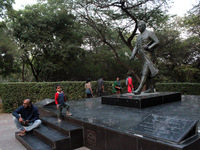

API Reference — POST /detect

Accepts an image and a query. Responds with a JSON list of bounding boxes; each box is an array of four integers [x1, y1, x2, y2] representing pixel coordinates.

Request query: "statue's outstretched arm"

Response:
[[130, 46, 137, 60]]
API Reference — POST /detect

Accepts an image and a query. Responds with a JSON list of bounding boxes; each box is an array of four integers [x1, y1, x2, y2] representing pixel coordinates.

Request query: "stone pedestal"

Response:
[[102, 92, 181, 108]]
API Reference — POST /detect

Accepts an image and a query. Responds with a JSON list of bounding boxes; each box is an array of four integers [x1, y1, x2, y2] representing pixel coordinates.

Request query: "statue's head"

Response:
[[138, 20, 146, 33]]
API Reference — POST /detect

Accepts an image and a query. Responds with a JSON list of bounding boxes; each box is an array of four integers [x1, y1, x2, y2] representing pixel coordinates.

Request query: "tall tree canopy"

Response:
[[0, 0, 14, 18], [0, 22, 20, 77], [67, 0, 171, 83], [1, 0, 199, 83], [10, 2, 83, 81], [184, 3, 200, 38]]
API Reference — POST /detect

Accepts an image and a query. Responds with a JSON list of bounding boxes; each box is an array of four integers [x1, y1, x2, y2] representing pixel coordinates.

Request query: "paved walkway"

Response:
[[0, 113, 89, 150], [0, 113, 26, 150]]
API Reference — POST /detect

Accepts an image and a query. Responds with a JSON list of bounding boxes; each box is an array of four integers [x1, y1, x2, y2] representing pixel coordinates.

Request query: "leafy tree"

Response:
[[65, 0, 171, 84], [184, 3, 200, 38], [0, 22, 20, 78], [155, 15, 200, 83], [179, 3, 200, 82], [0, 0, 14, 18], [10, 2, 83, 81]]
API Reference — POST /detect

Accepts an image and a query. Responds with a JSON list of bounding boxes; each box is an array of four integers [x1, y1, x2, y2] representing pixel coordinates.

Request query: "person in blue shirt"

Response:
[[12, 99, 42, 136]]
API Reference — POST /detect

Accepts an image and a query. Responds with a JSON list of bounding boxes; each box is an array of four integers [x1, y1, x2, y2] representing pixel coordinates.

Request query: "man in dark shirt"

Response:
[[97, 76, 104, 96], [12, 99, 42, 136]]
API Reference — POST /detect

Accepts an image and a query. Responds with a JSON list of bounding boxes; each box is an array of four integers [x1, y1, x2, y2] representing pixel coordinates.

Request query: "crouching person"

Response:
[[12, 99, 42, 136]]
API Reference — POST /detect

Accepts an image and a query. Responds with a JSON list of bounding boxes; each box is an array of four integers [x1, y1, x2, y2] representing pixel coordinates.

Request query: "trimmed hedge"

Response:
[[0, 81, 127, 113], [156, 83, 200, 95], [1, 81, 199, 113]]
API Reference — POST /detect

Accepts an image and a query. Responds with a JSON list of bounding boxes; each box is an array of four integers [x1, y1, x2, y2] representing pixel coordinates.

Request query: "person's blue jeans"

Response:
[[13, 116, 42, 131]]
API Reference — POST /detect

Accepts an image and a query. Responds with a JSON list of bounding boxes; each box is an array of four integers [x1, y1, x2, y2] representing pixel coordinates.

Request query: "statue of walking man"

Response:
[[130, 20, 159, 95]]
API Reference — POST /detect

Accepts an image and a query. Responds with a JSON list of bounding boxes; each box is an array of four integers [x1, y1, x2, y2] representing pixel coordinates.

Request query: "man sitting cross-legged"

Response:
[[12, 99, 42, 136]]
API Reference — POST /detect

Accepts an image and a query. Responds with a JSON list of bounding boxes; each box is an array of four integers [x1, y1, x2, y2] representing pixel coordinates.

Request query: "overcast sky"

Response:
[[13, 0, 199, 16], [169, 0, 199, 16]]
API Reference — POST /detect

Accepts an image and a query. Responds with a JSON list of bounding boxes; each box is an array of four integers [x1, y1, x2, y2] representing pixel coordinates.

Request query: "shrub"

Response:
[[0, 80, 127, 113], [156, 83, 200, 95]]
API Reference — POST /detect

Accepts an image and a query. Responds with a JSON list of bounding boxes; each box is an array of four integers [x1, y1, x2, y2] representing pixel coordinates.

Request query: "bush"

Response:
[[1, 81, 199, 113], [156, 83, 200, 95], [0, 80, 127, 113]]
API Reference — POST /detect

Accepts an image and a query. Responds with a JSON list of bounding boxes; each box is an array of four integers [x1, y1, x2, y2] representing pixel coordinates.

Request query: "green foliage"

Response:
[[155, 16, 200, 83], [0, 23, 20, 77], [183, 3, 200, 37], [69, 0, 170, 84], [0, 0, 198, 85], [2, 81, 200, 113], [0, 80, 127, 113], [156, 83, 200, 95], [10, 2, 83, 82], [0, 0, 14, 18]]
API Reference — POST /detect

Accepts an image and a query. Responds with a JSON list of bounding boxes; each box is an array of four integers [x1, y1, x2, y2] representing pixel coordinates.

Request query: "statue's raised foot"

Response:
[[144, 88, 154, 93], [133, 90, 141, 95]]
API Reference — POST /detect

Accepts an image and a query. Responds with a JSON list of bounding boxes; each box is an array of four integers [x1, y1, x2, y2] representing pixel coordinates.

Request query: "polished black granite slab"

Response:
[[35, 98, 55, 107], [35, 124, 69, 141], [101, 92, 181, 108], [35, 95, 200, 134], [129, 114, 198, 144], [33, 124, 70, 150], [15, 132, 55, 150], [16, 115, 83, 150], [41, 116, 83, 132], [40, 116, 84, 149], [35, 95, 200, 150]]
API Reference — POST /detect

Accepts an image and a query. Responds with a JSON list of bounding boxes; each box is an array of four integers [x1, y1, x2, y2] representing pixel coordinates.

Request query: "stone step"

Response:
[[41, 116, 84, 149], [15, 132, 55, 150], [34, 124, 70, 150]]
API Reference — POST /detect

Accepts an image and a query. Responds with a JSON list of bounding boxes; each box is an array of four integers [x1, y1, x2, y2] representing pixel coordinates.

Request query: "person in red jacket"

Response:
[[55, 84, 72, 122], [127, 74, 134, 93]]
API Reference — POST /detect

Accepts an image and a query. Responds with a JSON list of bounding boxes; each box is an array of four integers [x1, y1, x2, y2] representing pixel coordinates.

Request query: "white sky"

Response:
[[169, 0, 199, 16], [13, 0, 37, 10], [13, 0, 199, 16]]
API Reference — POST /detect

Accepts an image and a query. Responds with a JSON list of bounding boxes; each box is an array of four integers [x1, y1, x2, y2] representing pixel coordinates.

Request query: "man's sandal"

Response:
[[18, 130, 26, 136], [66, 112, 72, 116]]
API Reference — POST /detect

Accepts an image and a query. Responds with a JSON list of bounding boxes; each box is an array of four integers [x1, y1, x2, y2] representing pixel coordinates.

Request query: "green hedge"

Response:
[[2, 81, 199, 113], [0, 81, 127, 113], [156, 83, 200, 95]]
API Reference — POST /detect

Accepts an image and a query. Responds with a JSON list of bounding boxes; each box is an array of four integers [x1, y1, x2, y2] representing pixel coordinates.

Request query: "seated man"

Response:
[[12, 99, 42, 136]]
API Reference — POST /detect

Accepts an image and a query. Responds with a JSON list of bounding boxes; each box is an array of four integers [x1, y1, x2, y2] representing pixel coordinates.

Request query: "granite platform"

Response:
[[32, 94, 200, 150], [102, 92, 181, 108]]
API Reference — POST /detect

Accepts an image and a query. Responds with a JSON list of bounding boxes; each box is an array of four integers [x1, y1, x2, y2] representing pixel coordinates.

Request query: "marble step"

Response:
[[41, 116, 84, 149], [34, 124, 70, 150], [15, 131, 55, 150]]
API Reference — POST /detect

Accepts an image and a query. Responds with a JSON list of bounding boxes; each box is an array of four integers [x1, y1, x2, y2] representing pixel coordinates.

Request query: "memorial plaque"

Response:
[[129, 114, 198, 144]]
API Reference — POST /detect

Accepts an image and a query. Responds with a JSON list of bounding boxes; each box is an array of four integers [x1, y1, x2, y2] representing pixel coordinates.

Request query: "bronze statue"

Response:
[[130, 20, 159, 95]]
